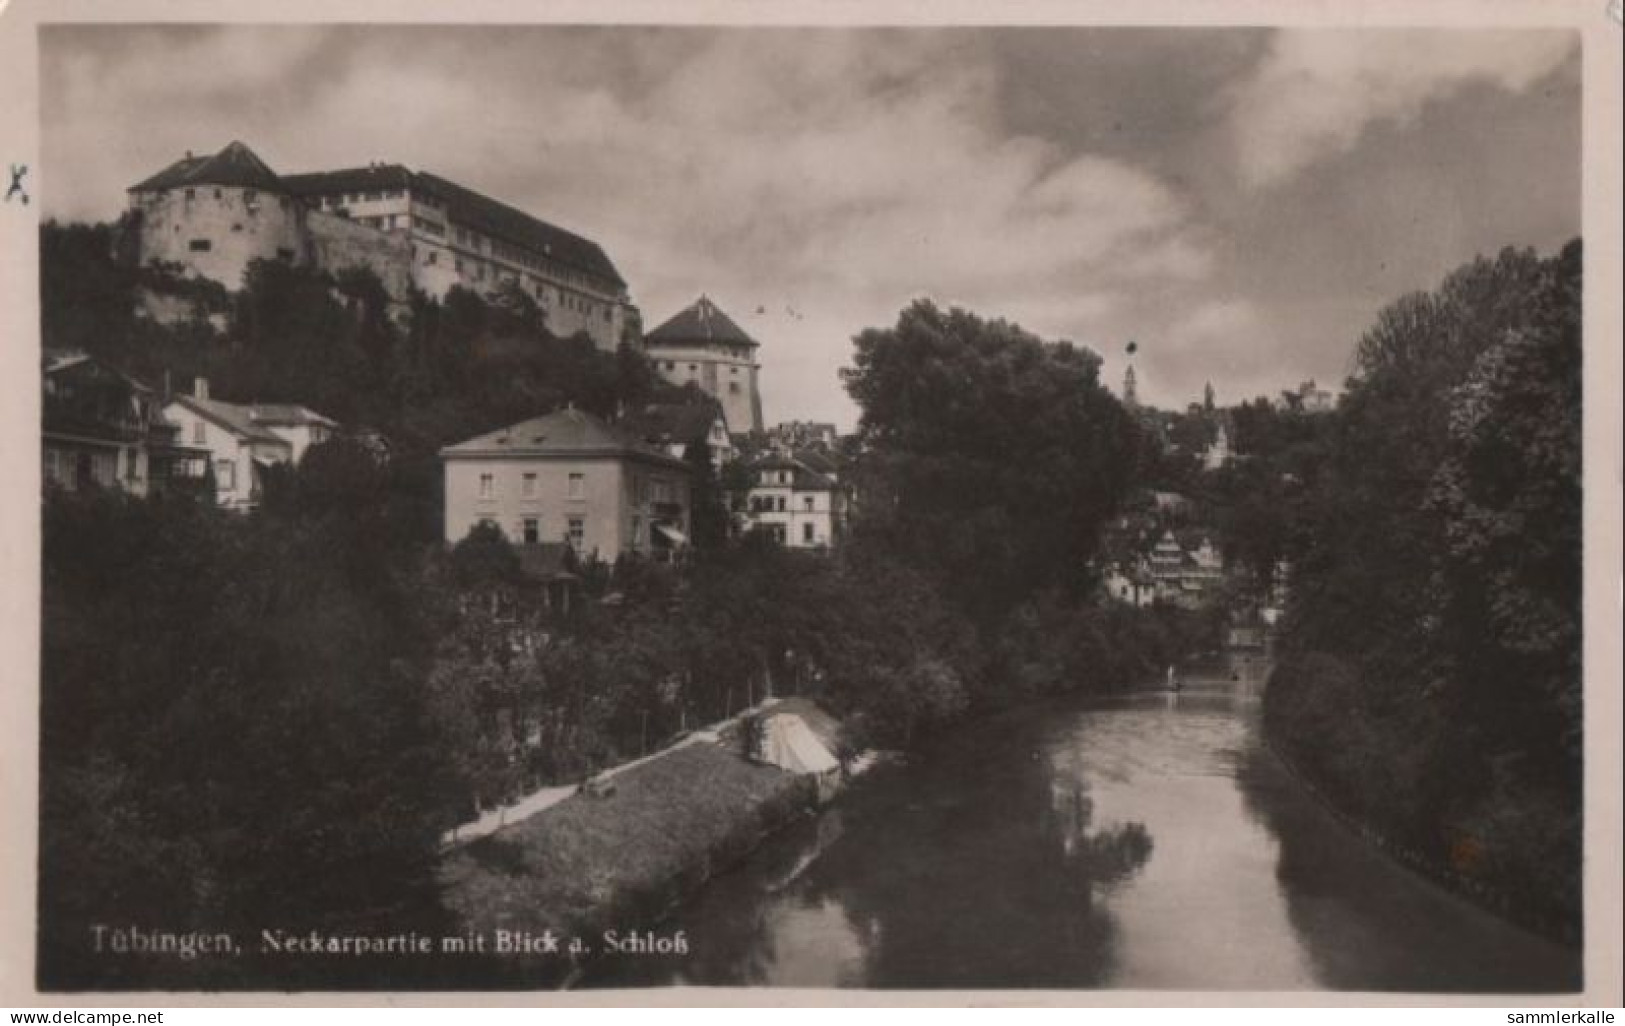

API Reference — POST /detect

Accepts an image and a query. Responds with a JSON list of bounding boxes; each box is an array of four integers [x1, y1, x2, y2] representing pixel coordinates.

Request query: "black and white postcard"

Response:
[[1, 0, 1620, 1007]]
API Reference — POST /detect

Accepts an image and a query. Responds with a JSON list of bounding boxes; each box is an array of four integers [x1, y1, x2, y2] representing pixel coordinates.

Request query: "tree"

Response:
[[841, 300, 1139, 623]]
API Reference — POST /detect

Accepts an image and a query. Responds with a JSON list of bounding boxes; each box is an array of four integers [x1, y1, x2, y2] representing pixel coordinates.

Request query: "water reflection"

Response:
[[588, 655, 1579, 992], [1230, 739, 1581, 993], [591, 706, 1155, 988]]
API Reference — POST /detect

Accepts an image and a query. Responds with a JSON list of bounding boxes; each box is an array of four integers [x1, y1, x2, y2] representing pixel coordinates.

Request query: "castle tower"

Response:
[[126, 141, 306, 289], [642, 296, 763, 434]]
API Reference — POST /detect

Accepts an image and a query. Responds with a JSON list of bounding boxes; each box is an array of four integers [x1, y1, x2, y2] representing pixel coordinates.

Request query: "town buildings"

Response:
[[440, 407, 693, 562], [162, 379, 338, 511], [43, 350, 206, 498], [126, 141, 635, 350], [1100, 526, 1228, 610], [768, 420, 839, 451], [642, 297, 764, 434], [618, 401, 735, 469], [742, 452, 847, 550]]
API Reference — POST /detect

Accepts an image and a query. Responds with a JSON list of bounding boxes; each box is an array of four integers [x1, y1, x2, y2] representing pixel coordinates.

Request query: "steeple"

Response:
[[1123, 364, 1139, 408]]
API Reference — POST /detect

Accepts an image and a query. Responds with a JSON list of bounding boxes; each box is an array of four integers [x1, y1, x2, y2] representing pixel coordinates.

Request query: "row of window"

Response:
[[477, 471, 587, 501], [478, 514, 586, 549], [751, 494, 818, 513], [759, 523, 820, 544], [476, 470, 680, 505], [43, 447, 119, 489]]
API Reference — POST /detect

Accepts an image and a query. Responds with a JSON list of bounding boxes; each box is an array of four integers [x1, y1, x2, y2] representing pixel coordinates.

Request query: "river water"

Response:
[[588, 655, 1580, 992]]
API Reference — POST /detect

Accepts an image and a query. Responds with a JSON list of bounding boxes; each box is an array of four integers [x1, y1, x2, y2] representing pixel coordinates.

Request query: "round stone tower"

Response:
[[126, 140, 305, 290]]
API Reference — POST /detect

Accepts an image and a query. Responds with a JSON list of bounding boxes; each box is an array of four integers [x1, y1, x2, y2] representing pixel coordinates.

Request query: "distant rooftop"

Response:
[[440, 407, 688, 469]]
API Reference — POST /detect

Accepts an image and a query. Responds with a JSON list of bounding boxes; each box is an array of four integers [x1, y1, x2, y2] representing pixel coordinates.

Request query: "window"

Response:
[[184, 188, 196, 201], [729, 383, 741, 394], [189, 239, 212, 252], [567, 473, 585, 499], [776, 496, 786, 512], [631, 516, 643, 550], [804, 496, 815, 512], [523, 518, 540, 544], [803, 522, 816, 544], [192, 421, 206, 444], [215, 459, 236, 491], [244, 189, 258, 204], [478, 472, 494, 499], [567, 516, 585, 551], [426, 251, 438, 266], [522, 473, 538, 498]]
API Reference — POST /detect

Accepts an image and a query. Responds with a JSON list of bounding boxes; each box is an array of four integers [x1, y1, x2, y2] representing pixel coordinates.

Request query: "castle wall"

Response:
[[134, 186, 304, 290], [305, 209, 414, 300]]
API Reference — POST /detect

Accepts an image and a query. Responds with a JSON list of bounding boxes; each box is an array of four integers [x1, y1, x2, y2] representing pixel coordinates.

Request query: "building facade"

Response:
[[43, 351, 206, 498], [127, 141, 635, 350], [441, 408, 693, 561], [618, 401, 736, 469], [162, 379, 338, 511], [643, 297, 764, 434], [742, 453, 846, 550]]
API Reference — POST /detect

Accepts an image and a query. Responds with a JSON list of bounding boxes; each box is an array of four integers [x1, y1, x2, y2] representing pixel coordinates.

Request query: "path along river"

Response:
[[587, 654, 1580, 992]]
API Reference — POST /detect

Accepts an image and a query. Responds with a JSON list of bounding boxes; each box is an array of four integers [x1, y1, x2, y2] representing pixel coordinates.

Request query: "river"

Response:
[[586, 653, 1581, 992]]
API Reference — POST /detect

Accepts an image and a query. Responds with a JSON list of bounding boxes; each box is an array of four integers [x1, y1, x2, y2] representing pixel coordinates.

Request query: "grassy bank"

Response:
[[437, 740, 816, 980]]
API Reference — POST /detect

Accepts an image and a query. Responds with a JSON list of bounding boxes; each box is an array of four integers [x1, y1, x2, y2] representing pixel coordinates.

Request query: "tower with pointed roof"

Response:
[[1123, 364, 1138, 408], [642, 296, 764, 434]]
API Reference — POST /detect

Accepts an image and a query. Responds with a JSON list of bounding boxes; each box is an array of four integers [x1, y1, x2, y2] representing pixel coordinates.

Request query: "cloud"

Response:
[[1225, 29, 1578, 188]]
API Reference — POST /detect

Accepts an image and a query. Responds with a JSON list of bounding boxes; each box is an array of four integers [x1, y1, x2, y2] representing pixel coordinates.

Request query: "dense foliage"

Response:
[[1264, 241, 1583, 939]]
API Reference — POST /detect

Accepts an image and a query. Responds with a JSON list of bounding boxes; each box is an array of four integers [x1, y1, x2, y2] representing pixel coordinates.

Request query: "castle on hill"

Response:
[[124, 140, 636, 351]]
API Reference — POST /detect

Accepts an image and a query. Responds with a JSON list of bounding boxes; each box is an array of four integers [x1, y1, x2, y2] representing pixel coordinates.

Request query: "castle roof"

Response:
[[282, 165, 626, 289], [129, 141, 284, 194], [645, 297, 759, 349], [440, 407, 687, 470]]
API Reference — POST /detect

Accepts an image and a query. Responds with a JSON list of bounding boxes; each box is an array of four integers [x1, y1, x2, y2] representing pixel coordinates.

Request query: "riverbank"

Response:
[[1261, 653, 1581, 948], [436, 714, 832, 983]]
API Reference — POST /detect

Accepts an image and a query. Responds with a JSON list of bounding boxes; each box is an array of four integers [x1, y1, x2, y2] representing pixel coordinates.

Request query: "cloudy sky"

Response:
[[40, 25, 1580, 428]]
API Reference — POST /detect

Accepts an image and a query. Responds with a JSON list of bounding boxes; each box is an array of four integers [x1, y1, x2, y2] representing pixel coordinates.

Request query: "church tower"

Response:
[[1123, 364, 1139, 408]]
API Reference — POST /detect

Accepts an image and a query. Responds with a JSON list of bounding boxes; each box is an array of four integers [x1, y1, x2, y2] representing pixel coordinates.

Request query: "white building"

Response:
[[743, 453, 846, 550], [161, 378, 338, 511]]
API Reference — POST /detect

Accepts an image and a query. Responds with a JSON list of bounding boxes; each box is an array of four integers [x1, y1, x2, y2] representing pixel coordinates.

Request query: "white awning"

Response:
[[654, 524, 689, 546]]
